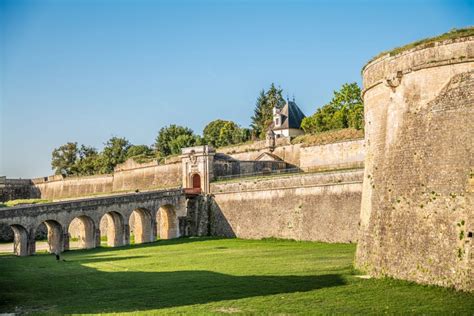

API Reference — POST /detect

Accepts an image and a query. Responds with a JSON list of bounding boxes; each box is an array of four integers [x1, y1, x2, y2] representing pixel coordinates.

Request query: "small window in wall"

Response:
[[275, 118, 279, 126]]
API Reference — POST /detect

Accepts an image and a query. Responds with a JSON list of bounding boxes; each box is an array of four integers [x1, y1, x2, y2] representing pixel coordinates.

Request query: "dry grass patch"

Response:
[[366, 26, 474, 67], [292, 128, 364, 147]]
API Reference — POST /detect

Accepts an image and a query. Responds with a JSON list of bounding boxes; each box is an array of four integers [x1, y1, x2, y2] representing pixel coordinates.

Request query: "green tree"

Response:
[[348, 103, 364, 130], [203, 119, 228, 147], [217, 121, 241, 147], [250, 90, 267, 139], [126, 145, 153, 159], [155, 125, 195, 156], [98, 137, 131, 173], [239, 127, 252, 143], [301, 82, 363, 134], [203, 119, 249, 148], [265, 83, 285, 112], [51, 142, 79, 176], [251, 84, 285, 139], [169, 134, 202, 155], [75, 145, 100, 176]]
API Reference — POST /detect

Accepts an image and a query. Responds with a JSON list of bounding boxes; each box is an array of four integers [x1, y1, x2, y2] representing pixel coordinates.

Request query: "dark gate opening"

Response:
[[192, 173, 201, 189]]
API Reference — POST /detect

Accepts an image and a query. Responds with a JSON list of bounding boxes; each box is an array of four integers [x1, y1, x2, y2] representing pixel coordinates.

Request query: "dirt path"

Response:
[[0, 241, 82, 253]]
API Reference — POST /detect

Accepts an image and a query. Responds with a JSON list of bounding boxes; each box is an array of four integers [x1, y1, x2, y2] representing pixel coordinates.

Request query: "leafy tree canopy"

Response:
[[301, 82, 364, 134], [203, 119, 229, 147], [99, 137, 131, 174], [203, 119, 250, 148], [75, 145, 100, 176], [155, 124, 197, 156], [51, 142, 79, 176], [126, 145, 153, 159], [169, 134, 202, 155], [217, 121, 241, 147]]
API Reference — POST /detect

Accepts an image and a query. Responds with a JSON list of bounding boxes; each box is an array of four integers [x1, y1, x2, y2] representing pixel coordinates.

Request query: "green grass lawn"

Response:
[[0, 238, 472, 315]]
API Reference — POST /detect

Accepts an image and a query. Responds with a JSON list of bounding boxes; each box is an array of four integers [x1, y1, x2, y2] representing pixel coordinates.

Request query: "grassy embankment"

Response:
[[0, 238, 472, 315]]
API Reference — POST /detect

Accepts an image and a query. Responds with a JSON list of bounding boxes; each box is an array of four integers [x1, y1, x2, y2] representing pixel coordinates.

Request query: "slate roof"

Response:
[[271, 100, 306, 131]]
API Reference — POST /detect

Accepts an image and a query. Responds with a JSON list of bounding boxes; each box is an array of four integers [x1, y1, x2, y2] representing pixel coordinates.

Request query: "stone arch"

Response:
[[68, 215, 97, 249], [130, 208, 154, 244], [40, 220, 64, 254], [10, 224, 29, 256], [158, 204, 178, 239], [100, 211, 126, 247], [192, 173, 201, 189]]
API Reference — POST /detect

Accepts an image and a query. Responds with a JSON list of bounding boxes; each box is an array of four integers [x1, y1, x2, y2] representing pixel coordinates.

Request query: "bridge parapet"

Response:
[[0, 188, 189, 257]]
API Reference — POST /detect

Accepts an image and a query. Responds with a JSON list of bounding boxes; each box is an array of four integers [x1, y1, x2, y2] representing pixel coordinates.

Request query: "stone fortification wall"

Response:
[[21, 137, 363, 201], [217, 138, 290, 156], [218, 140, 300, 166], [356, 36, 474, 291], [218, 138, 365, 171], [209, 169, 363, 243], [112, 161, 181, 192], [0, 178, 38, 202], [31, 160, 182, 201], [299, 139, 365, 171], [213, 157, 287, 179], [32, 174, 114, 201]]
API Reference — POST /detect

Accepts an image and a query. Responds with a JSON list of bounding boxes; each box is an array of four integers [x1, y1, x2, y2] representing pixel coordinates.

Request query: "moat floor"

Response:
[[0, 238, 472, 315]]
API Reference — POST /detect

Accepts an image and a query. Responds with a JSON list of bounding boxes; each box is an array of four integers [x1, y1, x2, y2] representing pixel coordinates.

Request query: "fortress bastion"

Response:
[[356, 34, 474, 291]]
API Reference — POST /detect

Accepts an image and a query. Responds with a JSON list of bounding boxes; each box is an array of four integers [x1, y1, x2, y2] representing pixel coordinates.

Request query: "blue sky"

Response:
[[1, 0, 472, 178]]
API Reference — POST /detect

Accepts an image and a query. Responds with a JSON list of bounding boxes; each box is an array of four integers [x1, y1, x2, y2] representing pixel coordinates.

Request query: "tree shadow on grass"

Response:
[[68, 236, 231, 255], [1, 255, 346, 314], [68, 271, 345, 314]]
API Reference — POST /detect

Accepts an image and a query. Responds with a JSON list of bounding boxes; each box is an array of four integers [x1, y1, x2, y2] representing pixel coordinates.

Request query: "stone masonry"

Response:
[[356, 36, 474, 291]]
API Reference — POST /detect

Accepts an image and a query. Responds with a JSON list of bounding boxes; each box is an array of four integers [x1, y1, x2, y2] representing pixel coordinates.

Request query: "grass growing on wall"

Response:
[[0, 199, 51, 208], [366, 26, 474, 66], [0, 238, 472, 314], [292, 128, 364, 147]]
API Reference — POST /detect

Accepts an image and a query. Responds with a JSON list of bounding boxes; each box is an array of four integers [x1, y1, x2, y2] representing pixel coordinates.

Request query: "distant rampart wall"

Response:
[[112, 162, 181, 192], [218, 138, 365, 171], [30, 161, 182, 201], [0, 177, 36, 202], [3, 138, 364, 201], [32, 174, 114, 201]]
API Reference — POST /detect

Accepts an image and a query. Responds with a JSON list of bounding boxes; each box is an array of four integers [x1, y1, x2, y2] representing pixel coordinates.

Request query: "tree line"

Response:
[[51, 82, 363, 176]]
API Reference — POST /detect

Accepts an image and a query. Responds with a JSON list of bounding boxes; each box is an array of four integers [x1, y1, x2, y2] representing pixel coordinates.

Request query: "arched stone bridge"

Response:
[[0, 189, 188, 256]]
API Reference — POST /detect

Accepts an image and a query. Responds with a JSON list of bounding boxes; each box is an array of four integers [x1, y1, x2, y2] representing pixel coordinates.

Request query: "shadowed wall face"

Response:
[[11, 224, 28, 256], [356, 37, 474, 292]]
